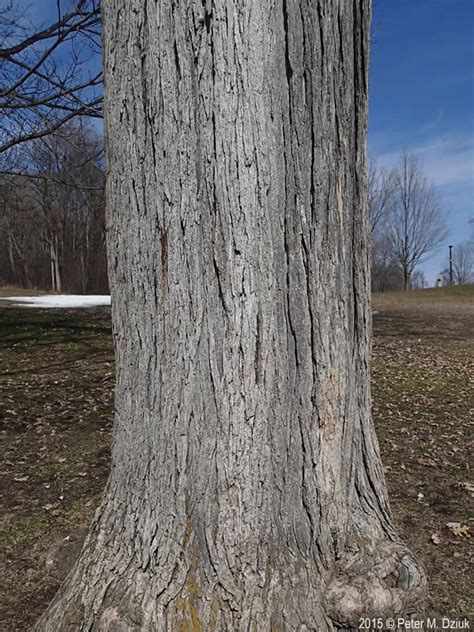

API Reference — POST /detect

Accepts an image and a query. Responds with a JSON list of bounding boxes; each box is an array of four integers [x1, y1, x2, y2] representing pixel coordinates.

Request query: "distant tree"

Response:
[[27, 123, 106, 292], [410, 270, 427, 290], [0, 122, 107, 292], [368, 159, 396, 236], [387, 151, 448, 290], [368, 161, 402, 292], [371, 234, 403, 292], [442, 241, 474, 285], [437, 267, 450, 287], [0, 180, 41, 286]]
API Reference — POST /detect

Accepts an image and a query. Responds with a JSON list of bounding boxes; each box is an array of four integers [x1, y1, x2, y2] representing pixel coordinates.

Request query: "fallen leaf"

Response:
[[417, 457, 437, 467], [446, 522, 471, 537], [431, 532, 442, 545]]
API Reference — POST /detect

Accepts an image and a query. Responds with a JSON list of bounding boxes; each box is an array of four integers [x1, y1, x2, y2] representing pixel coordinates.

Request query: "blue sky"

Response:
[[370, 0, 474, 284]]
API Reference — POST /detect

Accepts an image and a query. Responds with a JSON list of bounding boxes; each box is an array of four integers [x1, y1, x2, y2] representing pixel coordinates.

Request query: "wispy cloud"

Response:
[[372, 134, 474, 189]]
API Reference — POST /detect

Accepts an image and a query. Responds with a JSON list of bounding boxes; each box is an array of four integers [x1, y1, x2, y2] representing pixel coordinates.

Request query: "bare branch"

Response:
[[0, 0, 103, 153], [0, 98, 102, 153], [0, 0, 95, 58]]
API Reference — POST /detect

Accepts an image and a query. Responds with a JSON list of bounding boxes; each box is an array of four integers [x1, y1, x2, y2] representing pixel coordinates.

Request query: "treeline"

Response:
[[3, 142, 472, 295], [0, 123, 108, 294]]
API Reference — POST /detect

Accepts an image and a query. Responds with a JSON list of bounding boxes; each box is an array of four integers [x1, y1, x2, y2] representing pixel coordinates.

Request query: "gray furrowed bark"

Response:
[[35, 1, 427, 630]]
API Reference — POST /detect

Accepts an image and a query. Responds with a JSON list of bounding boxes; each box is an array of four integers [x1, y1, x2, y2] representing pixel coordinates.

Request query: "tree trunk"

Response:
[[7, 230, 18, 282], [82, 215, 91, 294], [403, 267, 410, 291], [50, 234, 63, 293], [35, 1, 426, 630]]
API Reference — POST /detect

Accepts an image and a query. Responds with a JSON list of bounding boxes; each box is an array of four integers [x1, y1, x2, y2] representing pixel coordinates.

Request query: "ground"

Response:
[[0, 286, 472, 630]]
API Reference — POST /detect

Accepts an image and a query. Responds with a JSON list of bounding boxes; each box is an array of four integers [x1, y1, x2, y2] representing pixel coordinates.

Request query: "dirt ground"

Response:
[[371, 285, 473, 619], [0, 286, 472, 629]]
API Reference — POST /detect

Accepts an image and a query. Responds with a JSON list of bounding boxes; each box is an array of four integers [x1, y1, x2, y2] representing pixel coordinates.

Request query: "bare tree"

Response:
[[442, 241, 474, 285], [368, 160, 402, 292], [437, 267, 450, 287], [0, 180, 41, 286], [410, 270, 427, 290], [368, 158, 396, 235], [29, 124, 106, 292], [0, 0, 102, 154], [371, 233, 404, 292], [387, 151, 448, 290], [36, 1, 426, 629], [0, 121, 107, 292]]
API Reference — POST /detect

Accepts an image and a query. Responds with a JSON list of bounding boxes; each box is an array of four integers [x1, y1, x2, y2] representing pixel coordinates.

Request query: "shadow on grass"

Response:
[[373, 312, 474, 342], [0, 309, 112, 343], [0, 307, 113, 376]]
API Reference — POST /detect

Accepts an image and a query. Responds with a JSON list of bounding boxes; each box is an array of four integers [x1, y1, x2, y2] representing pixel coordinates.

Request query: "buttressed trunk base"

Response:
[[35, 0, 426, 630]]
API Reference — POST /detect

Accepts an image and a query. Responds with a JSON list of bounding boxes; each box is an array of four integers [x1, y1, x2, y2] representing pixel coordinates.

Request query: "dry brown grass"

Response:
[[372, 284, 473, 618], [0, 287, 45, 298], [373, 284, 474, 314], [0, 285, 473, 628]]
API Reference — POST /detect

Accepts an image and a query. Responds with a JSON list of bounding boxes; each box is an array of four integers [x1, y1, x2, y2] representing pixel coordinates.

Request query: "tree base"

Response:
[[34, 530, 426, 631]]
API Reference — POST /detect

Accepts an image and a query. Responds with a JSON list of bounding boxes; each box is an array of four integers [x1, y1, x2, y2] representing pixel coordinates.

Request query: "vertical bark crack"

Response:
[[160, 229, 168, 293], [282, 0, 293, 125], [254, 307, 261, 384]]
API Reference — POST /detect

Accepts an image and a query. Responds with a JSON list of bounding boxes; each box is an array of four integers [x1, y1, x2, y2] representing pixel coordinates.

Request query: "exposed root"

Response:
[[324, 541, 427, 628]]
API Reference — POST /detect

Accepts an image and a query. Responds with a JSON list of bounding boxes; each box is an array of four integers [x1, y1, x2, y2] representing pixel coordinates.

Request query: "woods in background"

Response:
[[0, 122, 108, 293], [3, 141, 471, 295], [0, 0, 106, 293]]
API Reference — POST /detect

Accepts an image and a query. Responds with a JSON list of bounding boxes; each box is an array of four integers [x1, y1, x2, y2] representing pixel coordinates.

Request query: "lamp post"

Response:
[[449, 244, 453, 285]]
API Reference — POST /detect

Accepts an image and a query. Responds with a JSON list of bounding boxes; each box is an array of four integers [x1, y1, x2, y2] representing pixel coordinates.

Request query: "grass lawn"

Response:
[[372, 286, 473, 619], [1, 286, 473, 629]]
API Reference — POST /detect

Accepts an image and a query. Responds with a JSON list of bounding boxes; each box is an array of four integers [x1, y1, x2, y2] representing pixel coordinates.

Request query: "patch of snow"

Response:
[[0, 295, 111, 308]]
